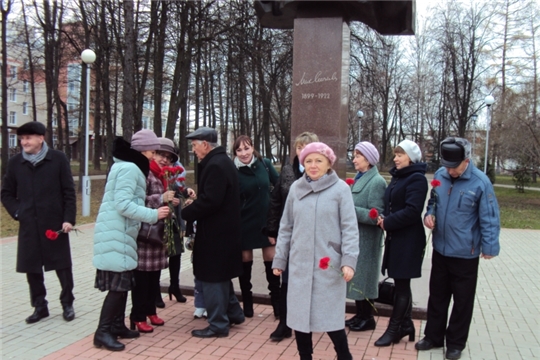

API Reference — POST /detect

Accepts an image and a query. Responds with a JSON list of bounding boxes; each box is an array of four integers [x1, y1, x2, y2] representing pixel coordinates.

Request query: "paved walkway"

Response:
[[1, 226, 538, 359]]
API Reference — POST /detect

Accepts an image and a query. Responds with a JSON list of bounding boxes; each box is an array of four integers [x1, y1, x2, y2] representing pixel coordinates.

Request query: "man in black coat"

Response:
[[1, 122, 77, 324], [181, 127, 244, 338]]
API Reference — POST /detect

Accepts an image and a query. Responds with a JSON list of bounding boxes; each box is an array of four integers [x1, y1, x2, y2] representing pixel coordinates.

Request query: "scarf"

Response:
[[234, 155, 257, 169], [149, 160, 167, 189], [22, 141, 48, 166]]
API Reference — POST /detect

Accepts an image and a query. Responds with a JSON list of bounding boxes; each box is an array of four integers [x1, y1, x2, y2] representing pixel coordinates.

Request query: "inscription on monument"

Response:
[[294, 71, 339, 86]]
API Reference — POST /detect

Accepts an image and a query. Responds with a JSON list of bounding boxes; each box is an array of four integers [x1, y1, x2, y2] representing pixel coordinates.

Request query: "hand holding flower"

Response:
[[62, 222, 73, 233], [273, 268, 283, 276], [163, 190, 175, 203], [424, 215, 435, 229], [341, 266, 355, 282], [186, 188, 197, 198], [157, 206, 170, 220]]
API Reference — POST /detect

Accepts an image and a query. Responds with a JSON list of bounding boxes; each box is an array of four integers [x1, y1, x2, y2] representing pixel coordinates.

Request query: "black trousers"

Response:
[[130, 270, 160, 322], [27, 267, 74, 308], [201, 280, 244, 334], [424, 250, 479, 351]]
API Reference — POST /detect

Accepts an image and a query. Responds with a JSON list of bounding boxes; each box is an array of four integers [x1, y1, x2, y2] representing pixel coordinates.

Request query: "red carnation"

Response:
[[369, 208, 379, 220], [345, 178, 354, 186], [431, 179, 441, 188], [45, 229, 59, 240], [319, 256, 330, 270]]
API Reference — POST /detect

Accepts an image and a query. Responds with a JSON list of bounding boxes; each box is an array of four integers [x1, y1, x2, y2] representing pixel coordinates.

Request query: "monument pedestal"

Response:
[[291, 17, 350, 178]]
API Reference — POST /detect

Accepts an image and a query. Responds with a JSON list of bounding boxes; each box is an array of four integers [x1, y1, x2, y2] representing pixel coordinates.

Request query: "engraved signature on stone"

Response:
[[295, 71, 338, 86]]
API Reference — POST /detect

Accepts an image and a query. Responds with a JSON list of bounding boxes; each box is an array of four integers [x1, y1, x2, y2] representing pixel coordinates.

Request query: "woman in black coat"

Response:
[[375, 139, 428, 347]]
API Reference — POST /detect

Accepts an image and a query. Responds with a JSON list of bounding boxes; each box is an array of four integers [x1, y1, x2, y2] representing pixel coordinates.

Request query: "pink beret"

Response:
[[299, 142, 336, 166]]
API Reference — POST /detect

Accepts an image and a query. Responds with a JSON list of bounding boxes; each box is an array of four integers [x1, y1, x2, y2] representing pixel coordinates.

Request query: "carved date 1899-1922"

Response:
[[301, 93, 330, 99]]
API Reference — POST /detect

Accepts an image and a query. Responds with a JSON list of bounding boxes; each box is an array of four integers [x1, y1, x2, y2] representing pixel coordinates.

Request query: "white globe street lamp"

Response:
[[81, 49, 96, 217], [357, 110, 364, 142], [483, 95, 495, 175]]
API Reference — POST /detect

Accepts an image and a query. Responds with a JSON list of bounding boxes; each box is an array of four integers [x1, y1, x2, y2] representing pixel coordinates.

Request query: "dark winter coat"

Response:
[[181, 146, 243, 283], [266, 156, 303, 238], [237, 158, 278, 250], [1, 148, 76, 273], [381, 163, 428, 279]]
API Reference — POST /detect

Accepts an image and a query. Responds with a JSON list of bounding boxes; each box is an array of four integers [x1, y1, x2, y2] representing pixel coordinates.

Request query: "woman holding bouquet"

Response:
[[374, 139, 428, 347], [272, 142, 359, 360], [129, 139, 180, 333], [154, 137, 196, 307], [93, 129, 169, 351]]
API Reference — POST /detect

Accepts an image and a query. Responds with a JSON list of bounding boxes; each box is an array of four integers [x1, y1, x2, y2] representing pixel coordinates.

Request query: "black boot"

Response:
[[168, 255, 187, 302], [399, 296, 415, 342], [295, 330, 313, 360], [111, 292, 140, 339], [239, 261, 254, 318], [374, 293, 411, 347], [94, 291, 126, 351], [349, 299, 376, 332], [328, 329, 353, 360], [264, 261, 281, 319], [270, 282, 292, 341]]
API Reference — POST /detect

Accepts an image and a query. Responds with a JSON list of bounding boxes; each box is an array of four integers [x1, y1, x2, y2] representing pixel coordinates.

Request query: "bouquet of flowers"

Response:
[[430, 179, 441, 225], [160, 165, 185, 255]]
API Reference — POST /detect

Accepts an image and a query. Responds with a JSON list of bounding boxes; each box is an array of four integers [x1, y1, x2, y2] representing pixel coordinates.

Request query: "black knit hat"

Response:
[[17, 122, 46, 136]]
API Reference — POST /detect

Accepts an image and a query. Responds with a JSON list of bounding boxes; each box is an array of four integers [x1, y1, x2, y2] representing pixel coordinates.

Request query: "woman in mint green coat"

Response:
[[345, 142, 386, 332]]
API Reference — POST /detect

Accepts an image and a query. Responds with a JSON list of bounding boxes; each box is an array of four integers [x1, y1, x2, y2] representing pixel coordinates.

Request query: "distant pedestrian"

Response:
[[1, 121, 77, 324], [273, 142, 359, 360], [92, 130, 169, 351], [181, 127, 245, 338], [416, 137, 500, 360], [374, 139, 428, 347]]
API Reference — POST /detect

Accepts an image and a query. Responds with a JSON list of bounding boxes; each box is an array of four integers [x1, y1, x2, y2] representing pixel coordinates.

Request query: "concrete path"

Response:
[[1, 226, 538, 359]]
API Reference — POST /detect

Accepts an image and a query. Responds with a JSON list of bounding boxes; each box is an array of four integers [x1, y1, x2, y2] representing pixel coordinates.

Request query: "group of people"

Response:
[[1, 121, 500, 360]]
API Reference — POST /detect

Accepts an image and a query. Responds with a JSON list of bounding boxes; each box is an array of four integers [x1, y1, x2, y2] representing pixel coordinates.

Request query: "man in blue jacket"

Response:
[[416, 137, 500, 360]]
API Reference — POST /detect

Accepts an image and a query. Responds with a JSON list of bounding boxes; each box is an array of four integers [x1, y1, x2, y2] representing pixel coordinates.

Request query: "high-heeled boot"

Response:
[[94, 291, 126, 351], [295, 330, 313, 360], [328, 329, 353, 360], [168, 255, 186, 302], [399, 297, 415, 341], [349, 299, 376, 331], [239, 261, 254, 317], [270, 282, 292, 341], [374, 293, 412, 347], [111, 292, 140, 339], [264, 261, 281, 319]]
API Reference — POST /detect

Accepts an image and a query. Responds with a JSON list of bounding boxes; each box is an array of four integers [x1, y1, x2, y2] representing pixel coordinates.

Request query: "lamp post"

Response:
[[483, 95, 495, 175], [81, 49, 96, 216], [470, 113, 478, 161], [357, 110, 364, 142]]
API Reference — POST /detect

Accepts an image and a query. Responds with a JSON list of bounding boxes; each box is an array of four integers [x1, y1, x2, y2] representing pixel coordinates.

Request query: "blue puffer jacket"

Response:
[[426, 163, 500, 259], [93, 140, 159, 272]]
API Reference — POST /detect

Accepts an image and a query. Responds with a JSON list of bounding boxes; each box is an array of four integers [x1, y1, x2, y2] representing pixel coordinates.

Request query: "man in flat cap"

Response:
[[416, 137, 500, 360], [181, 127, 244, 338], [1, 121, 77, 324]]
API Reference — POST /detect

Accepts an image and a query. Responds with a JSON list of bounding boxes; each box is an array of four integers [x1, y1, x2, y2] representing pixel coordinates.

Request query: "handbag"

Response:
[[137, 220, 165, 246], [375, 277, 395, 305]]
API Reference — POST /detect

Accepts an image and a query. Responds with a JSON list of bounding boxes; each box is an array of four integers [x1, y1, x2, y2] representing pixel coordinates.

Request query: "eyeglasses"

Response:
[[155, 152, 174, 162]]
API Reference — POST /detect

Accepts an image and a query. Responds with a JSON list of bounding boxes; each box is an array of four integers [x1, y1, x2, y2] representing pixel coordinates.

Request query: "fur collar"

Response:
[[112, 137, 150, 177]]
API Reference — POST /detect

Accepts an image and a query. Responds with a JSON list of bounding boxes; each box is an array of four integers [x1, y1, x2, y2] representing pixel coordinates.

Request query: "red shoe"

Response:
[[148, 315, 164, 326], [130, 320, 154, 333]]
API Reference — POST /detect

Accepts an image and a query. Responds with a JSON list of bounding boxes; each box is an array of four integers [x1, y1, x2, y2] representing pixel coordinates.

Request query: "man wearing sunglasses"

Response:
[[416, 137, 500, 360]]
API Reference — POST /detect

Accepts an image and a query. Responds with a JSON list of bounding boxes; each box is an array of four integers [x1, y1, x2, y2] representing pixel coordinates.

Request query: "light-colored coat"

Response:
[[347, 166, 387, 300], [273, 171, 359, 333], [93, 159, 159, 272]]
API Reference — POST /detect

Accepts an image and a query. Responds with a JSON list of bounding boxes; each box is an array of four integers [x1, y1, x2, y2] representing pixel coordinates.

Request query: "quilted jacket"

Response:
[[93, 138, 159, 272]]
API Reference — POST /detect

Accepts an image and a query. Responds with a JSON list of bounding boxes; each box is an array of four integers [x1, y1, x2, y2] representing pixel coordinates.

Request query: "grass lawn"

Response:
[[494, 174, 540, 188]]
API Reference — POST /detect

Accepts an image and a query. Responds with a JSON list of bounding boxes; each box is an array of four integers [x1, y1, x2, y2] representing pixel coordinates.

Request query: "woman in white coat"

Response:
[[272, 142, 359, 360]]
